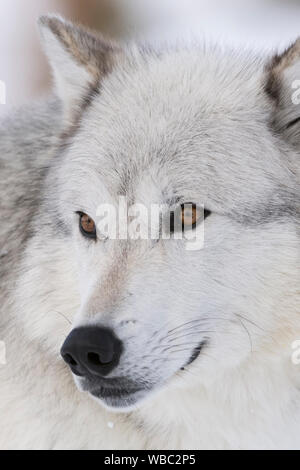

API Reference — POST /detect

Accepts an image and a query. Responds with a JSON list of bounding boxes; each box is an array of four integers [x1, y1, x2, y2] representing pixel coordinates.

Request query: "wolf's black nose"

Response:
[[61, 327, 123, 377]]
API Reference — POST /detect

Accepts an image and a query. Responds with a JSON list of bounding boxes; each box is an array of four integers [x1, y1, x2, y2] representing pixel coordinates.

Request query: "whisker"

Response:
[[234, 313, 266, 333], [167, 319, 211, 336], [237, 317, 253, 354], [165, 330, 213, 344], [54, 310, 72, 326]]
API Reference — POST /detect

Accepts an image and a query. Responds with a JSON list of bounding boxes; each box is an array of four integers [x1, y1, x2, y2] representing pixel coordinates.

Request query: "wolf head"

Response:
[[17, 16, 299, 411]]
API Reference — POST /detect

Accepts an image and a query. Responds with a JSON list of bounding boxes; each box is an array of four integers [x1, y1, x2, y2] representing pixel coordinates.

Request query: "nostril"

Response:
[[87, 352, 111, 366], [87, 352, 102, 366], [63, 353, 78, 367]]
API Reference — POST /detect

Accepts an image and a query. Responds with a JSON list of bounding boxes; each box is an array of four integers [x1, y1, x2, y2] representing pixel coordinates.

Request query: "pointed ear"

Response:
[[265, 39, 300, 147], [38, 15, 119, 122]]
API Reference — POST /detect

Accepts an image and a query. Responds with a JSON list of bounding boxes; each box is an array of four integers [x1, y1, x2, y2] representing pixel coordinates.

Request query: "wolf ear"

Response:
[[265, 38, 300, 147], [39, 15, 118, 122]]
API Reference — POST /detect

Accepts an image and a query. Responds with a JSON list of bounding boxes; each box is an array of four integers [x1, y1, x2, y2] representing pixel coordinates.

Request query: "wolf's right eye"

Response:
[[77, 212, 96, 240]]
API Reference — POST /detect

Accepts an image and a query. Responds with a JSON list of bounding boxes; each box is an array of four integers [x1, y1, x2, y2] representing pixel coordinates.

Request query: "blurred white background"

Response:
[[0, 0, 300, 115]]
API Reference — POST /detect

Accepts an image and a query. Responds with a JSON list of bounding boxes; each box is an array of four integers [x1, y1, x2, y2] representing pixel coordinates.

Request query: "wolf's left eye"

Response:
[[78, 212, 96, 240], [181, 203, 211, 229]]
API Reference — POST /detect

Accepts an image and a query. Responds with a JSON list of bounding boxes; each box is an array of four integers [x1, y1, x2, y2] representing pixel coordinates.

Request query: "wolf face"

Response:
[[16, 16, 299, 412]]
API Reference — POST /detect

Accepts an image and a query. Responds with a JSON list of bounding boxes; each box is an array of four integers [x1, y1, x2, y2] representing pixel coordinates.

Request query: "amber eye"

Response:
[[78, 212, 96, 239], [181, 203, 211, 230]]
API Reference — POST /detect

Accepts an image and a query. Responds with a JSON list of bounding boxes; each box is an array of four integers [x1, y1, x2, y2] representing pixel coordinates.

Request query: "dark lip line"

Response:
[[182, 340, 207, 369], [88, 342, 208, 402], [90, 387, 143, 399]]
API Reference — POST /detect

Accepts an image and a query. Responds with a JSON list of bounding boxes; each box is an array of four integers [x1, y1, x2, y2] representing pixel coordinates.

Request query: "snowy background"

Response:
[[0, 0, 300, 115]]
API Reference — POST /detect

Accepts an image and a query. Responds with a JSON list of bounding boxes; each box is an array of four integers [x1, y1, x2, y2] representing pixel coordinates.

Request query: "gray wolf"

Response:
[[0, 16, 299, 450]]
